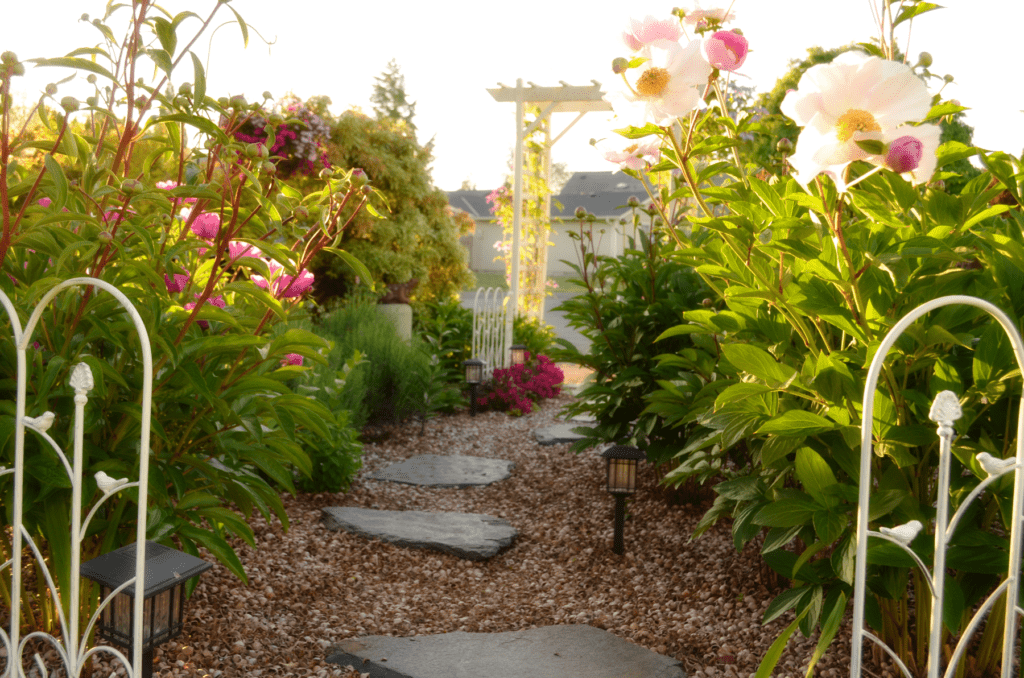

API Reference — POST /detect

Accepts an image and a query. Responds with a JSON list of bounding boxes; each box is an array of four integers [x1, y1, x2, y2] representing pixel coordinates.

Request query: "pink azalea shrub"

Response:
[[478, 353, 564, 416]]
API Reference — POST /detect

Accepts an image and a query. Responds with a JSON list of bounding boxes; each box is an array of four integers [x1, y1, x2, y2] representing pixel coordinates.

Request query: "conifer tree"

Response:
[[371, 59, 417, 134]]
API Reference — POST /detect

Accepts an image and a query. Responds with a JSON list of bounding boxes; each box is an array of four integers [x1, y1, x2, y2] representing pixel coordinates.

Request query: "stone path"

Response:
[[366, 454, 514, 488], [321, 507, 516, 561], [533, 422, 593, 445], [325, 624, 687, 678]]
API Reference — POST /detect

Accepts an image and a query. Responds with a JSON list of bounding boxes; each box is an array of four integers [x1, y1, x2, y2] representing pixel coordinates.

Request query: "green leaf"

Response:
[[892, 1, 943, 28], [935, 141, 978, 169], [755, 608, 810, 678], [27, 57, 115, 81], [855, 139, 886, 155], [176, 490, 221, 511], [613, 123, 664, 140], [924, 101, 969, 123], [148, 113, 226, 143], [763, 586, 810, 625], [757, 410, 836, 437], [754, 491, 820, 527], [962, 204, 1010, 230], [321, 246, 372, 285], [228, 5, 250, 46], [145, 48, 173, 75], [153, 17, 177, 56], [43, 155, 69, 210], [178, 523, 248, 584], [869, 489, 908, 521], [190, 51, 206, 109], [720, 343, 796, 388], [804, 591, 848, 677], [795, 447, 838, 506]]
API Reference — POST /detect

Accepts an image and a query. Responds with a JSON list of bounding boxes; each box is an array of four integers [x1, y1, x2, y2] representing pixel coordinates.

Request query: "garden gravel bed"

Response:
[[90, 393, 868, 678]]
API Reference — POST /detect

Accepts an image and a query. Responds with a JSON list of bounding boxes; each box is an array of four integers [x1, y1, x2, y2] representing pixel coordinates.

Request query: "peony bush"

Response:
[[478, 353, 564, 416]]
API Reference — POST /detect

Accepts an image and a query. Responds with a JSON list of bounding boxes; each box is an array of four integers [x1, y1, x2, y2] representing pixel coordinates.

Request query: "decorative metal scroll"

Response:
[[471, 287, 509, 379], [1, 278, 153, 678], [852, 295, 1024, 678]]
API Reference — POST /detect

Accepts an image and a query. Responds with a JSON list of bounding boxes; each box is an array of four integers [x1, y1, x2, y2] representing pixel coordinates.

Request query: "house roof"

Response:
[[445, 190, 493, 219], [559, 171, 645, 195]]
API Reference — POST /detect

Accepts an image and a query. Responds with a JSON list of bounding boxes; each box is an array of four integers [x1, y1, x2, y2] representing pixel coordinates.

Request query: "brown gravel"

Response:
[[82, 391, 870, 678]]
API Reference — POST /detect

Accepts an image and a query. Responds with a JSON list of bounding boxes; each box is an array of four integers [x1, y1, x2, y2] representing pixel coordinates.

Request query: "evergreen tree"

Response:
[[371, 59, 417, 134]]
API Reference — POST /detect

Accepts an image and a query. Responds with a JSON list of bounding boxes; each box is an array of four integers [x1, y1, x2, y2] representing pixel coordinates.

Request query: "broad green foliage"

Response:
[[0, 3, 372, 637], [550, 215, 711, 467], [305, 110, 475, 308], [607, 2, 1024, 675]]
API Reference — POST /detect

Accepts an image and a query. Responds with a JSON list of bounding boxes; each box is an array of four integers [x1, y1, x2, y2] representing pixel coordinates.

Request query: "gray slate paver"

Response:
[[325, 624, 686, 678], [320, 507, 516, 561], [533, 422, 593, 445], [367, 454, 514, 488]]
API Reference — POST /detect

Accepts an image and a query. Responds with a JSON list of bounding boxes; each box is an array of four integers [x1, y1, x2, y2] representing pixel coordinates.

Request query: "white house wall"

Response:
[[466, 220, 625, 276]]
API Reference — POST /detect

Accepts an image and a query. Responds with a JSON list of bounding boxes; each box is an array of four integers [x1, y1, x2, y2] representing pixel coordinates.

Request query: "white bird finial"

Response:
[[879, 520, 923, 545], [95, 471, 129, 493], [976, 452, 1016, 478], [24, 411, 55, 433]]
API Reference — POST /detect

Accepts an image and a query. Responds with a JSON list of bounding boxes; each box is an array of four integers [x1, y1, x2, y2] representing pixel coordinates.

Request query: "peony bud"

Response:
[[1, 52, 17, 64], [704, 31, 748, 72], [885, 135, 924, 174], [97, 231, 113, 244], [178, 82, 192, 95], [87, 74, 97, 84], [702, 298, 713, 307], [261, 161, 276, 174], [574, 206, 587, 219], [776, 138, 794, 154], [86, 96, 98, 107], [943, 74, 954, 83], [121, 179, 144, 194], [45, 83, 58, 95], [319, 168, 334, 180], [268, 113, 284, 125], [228, 94, 247, 110], [611, 57, 629, 75], [627, 195, 640, 208], [60, 97, 80, 112], [917, 52, 933, 68], [293, 206, 309, 220], [262, 91, 272, 100]]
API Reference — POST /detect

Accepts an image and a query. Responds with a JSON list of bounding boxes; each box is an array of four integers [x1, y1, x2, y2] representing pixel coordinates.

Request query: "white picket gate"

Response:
[[852, 295, 1024, 677], [471, 287, 509, 380], [1, 278, 153, 678]]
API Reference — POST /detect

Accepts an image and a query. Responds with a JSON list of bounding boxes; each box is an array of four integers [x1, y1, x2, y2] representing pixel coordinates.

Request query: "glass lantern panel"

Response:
[[113, 590, 131, 639], [153, 589, 172, 639], [143, 595, 153, 644], [608, 459, 636, 492]]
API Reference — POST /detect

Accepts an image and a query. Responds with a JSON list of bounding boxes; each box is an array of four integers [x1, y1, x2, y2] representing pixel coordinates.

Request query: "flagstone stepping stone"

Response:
[[325, 624, 687, 678], [366, 454, 514, 488], [533, 422, 593, 445], [320, 507, 516, 561]]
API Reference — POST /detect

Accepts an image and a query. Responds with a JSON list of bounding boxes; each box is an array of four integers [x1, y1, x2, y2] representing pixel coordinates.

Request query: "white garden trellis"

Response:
[[471, 286, 509, 378], [487, 80, 612, 365], [1, 278, 153, 678], [852, 295, 1024, 677]]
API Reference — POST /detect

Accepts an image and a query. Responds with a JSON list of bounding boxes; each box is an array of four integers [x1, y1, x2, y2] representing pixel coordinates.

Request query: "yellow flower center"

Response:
[[624, 143, 639, 154], [636, 67, 671, 98], [835, 109, 881, 143]]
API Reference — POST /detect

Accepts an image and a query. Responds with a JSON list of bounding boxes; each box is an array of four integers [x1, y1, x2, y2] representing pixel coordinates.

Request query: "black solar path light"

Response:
[[510, 344, 528, 367], [601, 445, 645, 555], [80, 540, 212, 678], [463, 357, 484, 417]]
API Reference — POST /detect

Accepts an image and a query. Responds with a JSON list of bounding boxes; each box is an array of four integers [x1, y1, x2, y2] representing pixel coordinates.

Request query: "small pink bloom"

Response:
[[683, 5, 735, 28], [37, 198, 52, 207], [156, 180, 198, 203], [190, 212, 221, 239], [622, 15, 683, 51], [164, 273, 189, 294], [703, 30, 748, 71], [602, 140, 662, 170], [281, 353, 303, 367], [886, 135, 924, 174], [276, 270, 315, 298], [185, 294, 226, 329]]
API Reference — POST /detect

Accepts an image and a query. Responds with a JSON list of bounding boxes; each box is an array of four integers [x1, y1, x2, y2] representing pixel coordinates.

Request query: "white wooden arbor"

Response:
[[486, 80, 612, 364]]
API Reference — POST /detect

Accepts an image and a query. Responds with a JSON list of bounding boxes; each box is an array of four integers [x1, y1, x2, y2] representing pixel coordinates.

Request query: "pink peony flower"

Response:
[[281, 353, 304, 366], [185, 293, 226, 329], [885, 135, 924, 174], [190, 212, 221, 239], [703, 30, 748, 72], [601, 139, 662, 170], [156, 180, 197, 203], [164, 273, 190, 294], [683, 3, 735, 28], [37, 198, 52, 207], [622, 15, 683, 51], [228, 240, 261, 261], [251, 259, 315, 299]]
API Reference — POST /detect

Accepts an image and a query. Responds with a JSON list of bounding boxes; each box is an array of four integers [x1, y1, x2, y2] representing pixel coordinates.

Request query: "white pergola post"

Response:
[[487, 80, 612, 366]]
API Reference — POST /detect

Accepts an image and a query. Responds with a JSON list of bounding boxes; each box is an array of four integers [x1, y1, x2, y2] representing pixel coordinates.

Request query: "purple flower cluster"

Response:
[[478, 353, 564, 416], [232, 103, 331, 178]]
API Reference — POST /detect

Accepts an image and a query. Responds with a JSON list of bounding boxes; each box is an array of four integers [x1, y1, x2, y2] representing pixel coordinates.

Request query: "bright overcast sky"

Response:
[[3, 1, 1021, 191]]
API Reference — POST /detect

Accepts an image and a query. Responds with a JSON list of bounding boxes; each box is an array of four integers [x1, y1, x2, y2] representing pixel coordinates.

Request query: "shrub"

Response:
[[514, 314, 557, 359], [478, 353, 564, 416], [413, 295, 474, 386]]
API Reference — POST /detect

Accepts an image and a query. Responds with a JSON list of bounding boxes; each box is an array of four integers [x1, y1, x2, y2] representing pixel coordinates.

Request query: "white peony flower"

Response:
[[607, 39, 713, 127], [780, 51, 938, 191]]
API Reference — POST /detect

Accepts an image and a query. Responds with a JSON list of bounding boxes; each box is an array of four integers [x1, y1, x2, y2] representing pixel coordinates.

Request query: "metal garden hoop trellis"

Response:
[[852, 295, 1024, 678], [471, 286, 509, 380], [1, 277, 153, 678]]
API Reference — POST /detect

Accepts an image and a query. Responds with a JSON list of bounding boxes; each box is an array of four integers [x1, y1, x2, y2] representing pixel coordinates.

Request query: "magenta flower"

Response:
[[251, 259, 315, 298], [38, 198, 52, 207], [184, 293, 226, 329], [703, 30, 748, 71], [228, 240, 261, 261], [164, 273, 189, 294], [190, 212, 221, 239], [281, 353, 304, 366], [156, 180, 197, 203], [885, 135, 924, 174]]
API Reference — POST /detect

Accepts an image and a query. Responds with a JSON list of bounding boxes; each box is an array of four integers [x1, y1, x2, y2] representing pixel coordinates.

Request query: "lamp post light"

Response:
[[600, 445, 645, 555], [463, 358, 484, 417], [80, 540, 212, 678], [510, 344, 528, 367]]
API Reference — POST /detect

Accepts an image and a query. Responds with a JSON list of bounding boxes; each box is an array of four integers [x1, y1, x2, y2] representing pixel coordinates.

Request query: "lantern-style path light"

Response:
[[600, 445, 645, 555], [510, 344, 528, 367], [463, 358, 485, 417], [80, 541, 212, 678]]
